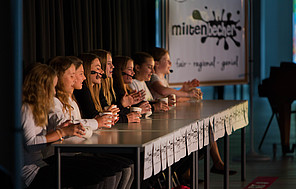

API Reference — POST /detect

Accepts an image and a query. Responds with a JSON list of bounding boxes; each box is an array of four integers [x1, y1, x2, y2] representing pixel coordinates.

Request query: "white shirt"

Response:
[[22, 104, 48, 187], [48, 97, 98, 131], [44, 97, 98, 158], [147, 74, 169, 100], [129, 79, 154, 101]]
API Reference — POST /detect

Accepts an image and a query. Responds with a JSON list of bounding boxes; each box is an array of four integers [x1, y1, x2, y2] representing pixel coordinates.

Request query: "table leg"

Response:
[[191, 150, 198, 189], [204, 145, 210, 189], [241, 127, 246, 181], [224, 134, 229, 189], [167, 166, 172, 189], [55, 147, 61, 189], [136, 147, 141, 189]]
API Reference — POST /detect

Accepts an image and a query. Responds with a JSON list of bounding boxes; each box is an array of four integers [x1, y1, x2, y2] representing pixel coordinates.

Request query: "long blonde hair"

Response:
[[22, 63, 57, 127], [48, 56, 74, 116], [79, 53, 103, 112], [90, 49, 116, 105]]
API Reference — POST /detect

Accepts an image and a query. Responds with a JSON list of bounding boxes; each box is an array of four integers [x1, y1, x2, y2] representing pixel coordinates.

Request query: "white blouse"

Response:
[[44, 97, 98, 158], [22, 104, 47, 187], [48, 97, 98, 132], [147, 73, 169, 100], [128, 79, 154, 101]]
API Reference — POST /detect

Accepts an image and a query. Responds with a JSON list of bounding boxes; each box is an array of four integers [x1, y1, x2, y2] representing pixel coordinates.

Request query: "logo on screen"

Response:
[[171, 7, 242, 50]]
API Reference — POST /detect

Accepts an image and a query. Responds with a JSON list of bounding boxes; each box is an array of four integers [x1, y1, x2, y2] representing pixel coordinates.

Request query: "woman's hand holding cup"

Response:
[[127, 112, 141, 123], [95, 112, 113, 128], [60, 122, 86, 138], [168, 94, 176, 107], [138, 101, 151, 114]]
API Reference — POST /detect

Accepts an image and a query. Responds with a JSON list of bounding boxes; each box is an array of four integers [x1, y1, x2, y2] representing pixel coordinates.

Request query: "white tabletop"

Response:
[[53, 100, 247, 148]]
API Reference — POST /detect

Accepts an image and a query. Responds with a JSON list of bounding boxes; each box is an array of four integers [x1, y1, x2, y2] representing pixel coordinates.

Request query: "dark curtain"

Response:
[[23, 0, 155, 68]]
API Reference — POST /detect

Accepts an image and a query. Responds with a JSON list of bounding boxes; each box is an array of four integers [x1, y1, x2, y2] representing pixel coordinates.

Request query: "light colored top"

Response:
[[147, 74, 169, 100], [22, 104, 48, 187], [44, 97, 98, 158], [129, 79, 154, 101], [48, 97, 98, 131]]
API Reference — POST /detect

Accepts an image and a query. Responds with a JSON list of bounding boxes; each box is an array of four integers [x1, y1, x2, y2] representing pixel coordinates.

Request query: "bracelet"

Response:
[[56, 129, 64, 141]]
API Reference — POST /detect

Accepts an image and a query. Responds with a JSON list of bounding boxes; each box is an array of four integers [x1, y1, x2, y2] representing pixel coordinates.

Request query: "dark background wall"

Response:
[[0, 0, 14, 182], [0, 0, 293, 188], [23, 0, 156, 69]]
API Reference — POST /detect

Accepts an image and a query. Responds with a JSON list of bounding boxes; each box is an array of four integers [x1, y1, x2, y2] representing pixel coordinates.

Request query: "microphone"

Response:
[[91, 71, 98, 75], [122, 72, 134, 78], [91, 71, 107, 79], [169, 70, 173, 73]]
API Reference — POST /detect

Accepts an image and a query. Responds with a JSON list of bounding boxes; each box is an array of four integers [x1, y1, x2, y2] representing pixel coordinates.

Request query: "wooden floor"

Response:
[[197, 94, 296, 188]]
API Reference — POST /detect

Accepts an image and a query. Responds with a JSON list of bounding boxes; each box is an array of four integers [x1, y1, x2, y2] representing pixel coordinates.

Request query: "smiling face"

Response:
[[122, 60, 135, 84], [105, 54, 114, 78], [90, 58, 104, 85], [135, 57, 155, 81], [73, 65, 86, 90], [156, 52, 171, 75], [61, 64, 76, 95]]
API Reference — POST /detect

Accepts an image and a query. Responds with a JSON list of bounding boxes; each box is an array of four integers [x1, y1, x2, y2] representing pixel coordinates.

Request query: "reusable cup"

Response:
[[145, 110, 152, 118], [100, 112, 113, 128], [82, 126, 93, 139], [170, 94, 176, 107], [159, 97, 168, 104], [104, 105, 118, 115], [130, 107, 142, 114]]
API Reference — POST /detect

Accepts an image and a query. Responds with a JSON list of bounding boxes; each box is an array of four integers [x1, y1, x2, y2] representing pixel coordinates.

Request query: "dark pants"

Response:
[[28, 155, 120, 189]]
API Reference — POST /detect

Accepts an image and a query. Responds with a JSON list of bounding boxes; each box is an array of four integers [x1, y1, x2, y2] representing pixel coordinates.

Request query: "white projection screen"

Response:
[[167, 0, 248, 86]]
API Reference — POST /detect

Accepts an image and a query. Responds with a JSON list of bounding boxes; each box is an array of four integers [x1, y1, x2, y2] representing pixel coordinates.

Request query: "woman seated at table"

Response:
[[112, 55, 152, 116], [47, 56, 114, 132], [90, 49, 142, 123], [148, 47, 237, 184], [147, 47, 202, 103], [128, 52, 169, 112], [22, 63, 118, 189], [48, 55, 134, 189], [73, 53, 118, 120]]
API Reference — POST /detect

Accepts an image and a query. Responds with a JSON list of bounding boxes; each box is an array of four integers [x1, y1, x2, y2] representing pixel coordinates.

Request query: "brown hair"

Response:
[[48, 56, 74, 116], [78, 53, 103, 112], [149, 47, 169, 61], [132, 52, 153, 67], [22, 63, 57, 127], [90, 49, 116, 105], [112, 56, 133, 95], [67, 56, 83, 70]]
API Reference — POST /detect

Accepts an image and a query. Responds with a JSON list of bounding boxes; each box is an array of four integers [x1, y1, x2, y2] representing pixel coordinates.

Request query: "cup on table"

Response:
[[145, 110, 152, 119], [82, 126, 93, 139], [104, 105, 118, 115], [99, 112, 113, 128], [159, 97, 168, 105], [169, 94, 176, 107], [71, 120, 93, 139], [130, 107, 142, 114]]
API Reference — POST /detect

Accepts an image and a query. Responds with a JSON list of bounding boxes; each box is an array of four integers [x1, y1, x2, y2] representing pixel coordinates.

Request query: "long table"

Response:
[[53, 100, 248, 189]]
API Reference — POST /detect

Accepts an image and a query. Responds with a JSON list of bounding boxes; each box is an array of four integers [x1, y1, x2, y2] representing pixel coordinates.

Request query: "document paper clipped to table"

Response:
[[142, 101, 249, 180]]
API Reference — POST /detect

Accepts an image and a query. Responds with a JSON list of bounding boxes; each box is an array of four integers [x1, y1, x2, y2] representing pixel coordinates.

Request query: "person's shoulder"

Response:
[[130, 79, 139, 87], [53, 96, 63, 106], [132, 79, 140, 84], [22, 103, 31, 113], [149, 74, 160, 84], [21, 103, 34, 124], [53, 96, 60, 102]]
